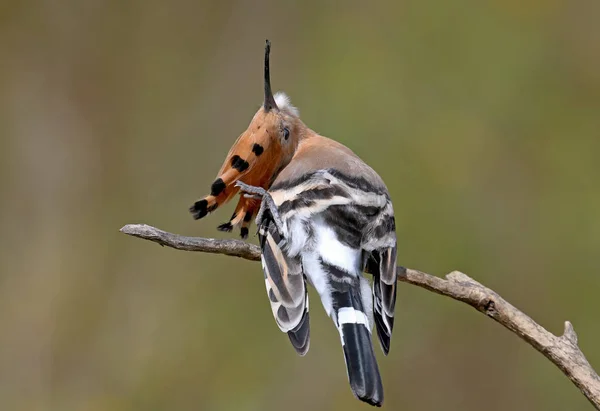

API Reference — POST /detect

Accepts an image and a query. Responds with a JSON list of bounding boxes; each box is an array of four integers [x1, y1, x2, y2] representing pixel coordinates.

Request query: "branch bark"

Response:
[[120, 223, 600, 409]]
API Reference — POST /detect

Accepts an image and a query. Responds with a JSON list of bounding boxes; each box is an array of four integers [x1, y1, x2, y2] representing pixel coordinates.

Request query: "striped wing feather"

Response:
[[368, 247, 397, 355], [259, 218, 310, 355]]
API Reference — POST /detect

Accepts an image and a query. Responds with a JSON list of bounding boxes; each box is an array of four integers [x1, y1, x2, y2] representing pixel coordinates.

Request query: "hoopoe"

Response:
[[190, 40, 397, 407]]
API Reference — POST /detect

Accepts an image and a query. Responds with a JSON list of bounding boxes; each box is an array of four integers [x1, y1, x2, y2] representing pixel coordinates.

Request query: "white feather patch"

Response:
[[285, 217, 310, 258], [274, 92, 299, 117], [315, 221, 360, 275], [337, 307, 371, 345], [359, 276, 374, 330], [301, 252, 333, 317], [337, 307, 370, 327]]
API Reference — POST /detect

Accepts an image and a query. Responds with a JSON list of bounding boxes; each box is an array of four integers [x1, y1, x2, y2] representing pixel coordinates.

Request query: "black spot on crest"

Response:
[[210, 178, 226, 196], [190, 199, 208, 220], [230, 155, 249, 172], [252, 143, 264, 156], [217, 222, 233, 232]]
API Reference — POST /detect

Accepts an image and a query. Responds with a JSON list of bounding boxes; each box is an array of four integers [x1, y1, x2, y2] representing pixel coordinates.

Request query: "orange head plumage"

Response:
[[189, 40, 306, 238]]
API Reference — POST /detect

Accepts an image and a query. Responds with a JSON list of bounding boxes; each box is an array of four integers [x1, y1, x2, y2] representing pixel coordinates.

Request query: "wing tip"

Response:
[[288, 311, 310, 356]]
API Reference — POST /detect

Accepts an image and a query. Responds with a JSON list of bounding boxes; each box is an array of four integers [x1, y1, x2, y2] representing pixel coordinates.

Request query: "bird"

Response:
[[190, 40, 397, 407]]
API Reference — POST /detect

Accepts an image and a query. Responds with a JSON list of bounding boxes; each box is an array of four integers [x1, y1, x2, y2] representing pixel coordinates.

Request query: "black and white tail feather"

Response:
[[245, 169, 397, 407]]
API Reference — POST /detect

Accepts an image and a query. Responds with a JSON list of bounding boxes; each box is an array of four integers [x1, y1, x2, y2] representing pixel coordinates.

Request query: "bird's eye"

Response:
[[283, 127, 290, 140]]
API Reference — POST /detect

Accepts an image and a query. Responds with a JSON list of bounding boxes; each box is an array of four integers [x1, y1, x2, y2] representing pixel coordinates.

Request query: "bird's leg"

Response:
[[235, 181, 285, 236]]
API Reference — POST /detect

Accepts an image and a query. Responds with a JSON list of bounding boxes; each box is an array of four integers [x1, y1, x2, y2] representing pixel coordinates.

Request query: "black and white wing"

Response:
[[370, 247, 397, 354], [365, 213, 397, 355], [258, 216, 310, 356]]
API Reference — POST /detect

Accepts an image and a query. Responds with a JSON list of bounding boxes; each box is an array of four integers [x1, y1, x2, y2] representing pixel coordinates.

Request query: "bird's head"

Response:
[[190, 40, 305, 230]]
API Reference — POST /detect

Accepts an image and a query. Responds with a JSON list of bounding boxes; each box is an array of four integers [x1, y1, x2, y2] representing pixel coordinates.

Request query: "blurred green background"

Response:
[[1, 1, 599, 410]]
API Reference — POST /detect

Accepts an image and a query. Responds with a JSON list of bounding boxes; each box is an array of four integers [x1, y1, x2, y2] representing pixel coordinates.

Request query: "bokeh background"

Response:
[[1, 1, 599, 410]]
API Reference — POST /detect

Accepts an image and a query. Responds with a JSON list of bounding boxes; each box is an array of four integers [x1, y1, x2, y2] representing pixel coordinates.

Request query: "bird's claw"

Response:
[[234, 181, 285, 237], [235, 181, 267, 197]]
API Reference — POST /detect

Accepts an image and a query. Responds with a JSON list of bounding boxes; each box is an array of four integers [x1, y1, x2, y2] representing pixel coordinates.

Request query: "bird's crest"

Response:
[[189, 40, 304, 238]]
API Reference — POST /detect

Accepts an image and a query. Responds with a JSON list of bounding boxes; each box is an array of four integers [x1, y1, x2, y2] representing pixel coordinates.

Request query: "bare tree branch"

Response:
[[120, 223, 600, 409]]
